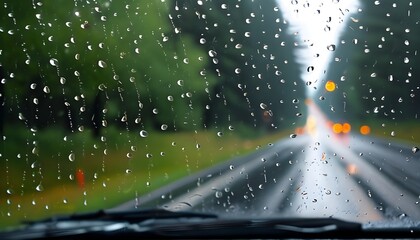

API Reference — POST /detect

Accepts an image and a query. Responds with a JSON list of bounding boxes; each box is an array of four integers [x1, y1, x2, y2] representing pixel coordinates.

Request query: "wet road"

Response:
[[114, 103, 420, 223]]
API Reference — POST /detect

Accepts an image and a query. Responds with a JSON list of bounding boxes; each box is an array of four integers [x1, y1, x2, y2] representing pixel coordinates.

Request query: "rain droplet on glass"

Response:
[[326, 44, 336, 51], [43, 86, 50, 94], [49, 58, 58, 67], [68, 153, 75, 162], [98, 60, 107, 68], [140, 130, 148, 137]]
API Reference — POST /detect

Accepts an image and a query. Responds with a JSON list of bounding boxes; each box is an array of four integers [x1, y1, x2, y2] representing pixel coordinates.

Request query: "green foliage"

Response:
[[0, 0, 217, 133], [169, 0, 307, 132]]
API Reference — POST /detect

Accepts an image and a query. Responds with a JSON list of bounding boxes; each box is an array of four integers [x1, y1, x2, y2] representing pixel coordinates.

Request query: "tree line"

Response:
[[320, 0, 420, 124], [0, 0, 307, 138]]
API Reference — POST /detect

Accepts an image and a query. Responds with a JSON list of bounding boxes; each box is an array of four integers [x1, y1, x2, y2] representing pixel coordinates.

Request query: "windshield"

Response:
[[0, 0, 419, 232]]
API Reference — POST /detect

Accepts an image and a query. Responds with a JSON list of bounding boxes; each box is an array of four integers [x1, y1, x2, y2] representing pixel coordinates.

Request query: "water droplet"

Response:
[[140, 130, 148, 137], [208, 50, 217, 57], [49, 58, 58, 67], [290, 134, 297, 138], [161, 124, 168, 131], [98, 60, 107, 68], [260, 103, 267, 110], [412, 147, 419, 154], [36, 183, 44, 192], [217, 132, 223, 137], [98, 84, 106, 91], [177, 80, 184, 86], [229, 165, 234, 170], [390, 131, 395, 137], [68, 153, 75, 162], [43, 86, 50, 93], [327, 44, 336, 51]]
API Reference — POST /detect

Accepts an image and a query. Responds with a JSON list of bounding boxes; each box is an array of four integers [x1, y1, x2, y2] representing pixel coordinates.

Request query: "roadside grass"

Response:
[[2, 119, 417, 230], [0, 126, 289, 230], [366, 119, 420, 146]]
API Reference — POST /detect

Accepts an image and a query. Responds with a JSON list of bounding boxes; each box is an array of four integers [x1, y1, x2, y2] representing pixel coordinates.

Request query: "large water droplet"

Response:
[[208, 50, 217, 57], [98, 60, 107, 68], [43, 86, 50, 94], [140, 130, 148, 137], [68, 153, 75, 162], [259, 102, 268, 110], [49, 58, 58, 67], [327, 44, 336, 51], [36, 183, 44, 192]]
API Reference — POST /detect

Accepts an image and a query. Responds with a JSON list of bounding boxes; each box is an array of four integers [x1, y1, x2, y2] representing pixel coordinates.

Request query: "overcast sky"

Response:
[[278, 0, 360, 96]]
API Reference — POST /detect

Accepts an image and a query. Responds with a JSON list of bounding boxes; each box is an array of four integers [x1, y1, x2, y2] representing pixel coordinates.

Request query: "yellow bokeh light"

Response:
[[325, 80, 336, 92], [332, 123, 343, 134]]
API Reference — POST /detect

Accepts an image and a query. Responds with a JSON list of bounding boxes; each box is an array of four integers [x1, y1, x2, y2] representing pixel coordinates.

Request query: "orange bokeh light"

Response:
[[360, 125, 371, 135], [342, 122, 351, 133], [325, 80, 336, 92], [332, 123, 343, 133]]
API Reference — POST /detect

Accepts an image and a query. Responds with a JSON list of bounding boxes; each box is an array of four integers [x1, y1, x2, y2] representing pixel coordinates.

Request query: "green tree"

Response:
[[0, 0, 217, 134], [169, 0, 306, 134], [321, 0, 420, 123]]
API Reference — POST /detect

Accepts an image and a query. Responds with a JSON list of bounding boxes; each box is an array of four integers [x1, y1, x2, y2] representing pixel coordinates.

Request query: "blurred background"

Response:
[[0, 0, 419, 228]]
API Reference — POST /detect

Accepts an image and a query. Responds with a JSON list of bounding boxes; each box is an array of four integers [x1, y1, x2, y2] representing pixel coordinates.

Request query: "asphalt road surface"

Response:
[[114, 103, 420, 223]]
